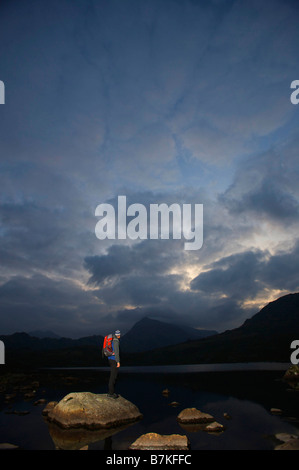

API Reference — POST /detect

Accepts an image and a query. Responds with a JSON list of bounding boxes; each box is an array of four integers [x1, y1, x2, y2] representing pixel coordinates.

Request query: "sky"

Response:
[[0, 0, 299, 338]]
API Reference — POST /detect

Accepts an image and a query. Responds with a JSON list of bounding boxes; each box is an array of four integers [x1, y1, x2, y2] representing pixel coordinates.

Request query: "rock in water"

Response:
[[129, 432, 190, 450], [42, 401, 58, 416], [204, 421, 224, 433], [0, 443, 19, 450], [46, 392, 143, 429], [177, 407, 214, 424], [275, 438, 299, 450]]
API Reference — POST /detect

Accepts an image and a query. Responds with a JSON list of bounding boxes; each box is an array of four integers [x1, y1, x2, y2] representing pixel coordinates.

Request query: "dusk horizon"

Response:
[[2, 290, 298, 340]]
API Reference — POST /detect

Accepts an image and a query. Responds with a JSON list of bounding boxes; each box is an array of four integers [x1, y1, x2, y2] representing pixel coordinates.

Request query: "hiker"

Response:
[[102, 330, 121, 399]]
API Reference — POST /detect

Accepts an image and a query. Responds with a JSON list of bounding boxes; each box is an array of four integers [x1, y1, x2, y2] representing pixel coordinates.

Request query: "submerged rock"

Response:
[[129, 432, 190, 450], [45, 392, 143, 430], [4, 410, 30, 416], [34, 398, 47, 406], [0, 443, 19, 450], [270, 408, 282, 415]]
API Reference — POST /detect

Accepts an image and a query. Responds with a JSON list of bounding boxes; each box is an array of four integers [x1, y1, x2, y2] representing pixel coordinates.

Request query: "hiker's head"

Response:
[[115, 330, 121, 338]]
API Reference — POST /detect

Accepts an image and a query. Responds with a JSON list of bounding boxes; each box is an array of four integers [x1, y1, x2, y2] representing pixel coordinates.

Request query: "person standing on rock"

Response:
[[103, 330, 121, 399]]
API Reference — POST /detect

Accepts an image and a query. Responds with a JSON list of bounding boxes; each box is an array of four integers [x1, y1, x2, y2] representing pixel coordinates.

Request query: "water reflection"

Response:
[[46, 420, 137, 450], [51, 362, 290, 374], [178, 422, 212, 433]]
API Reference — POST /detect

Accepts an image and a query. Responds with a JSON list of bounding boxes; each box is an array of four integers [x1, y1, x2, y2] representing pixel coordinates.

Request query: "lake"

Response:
[[0, 363, 298, 450]]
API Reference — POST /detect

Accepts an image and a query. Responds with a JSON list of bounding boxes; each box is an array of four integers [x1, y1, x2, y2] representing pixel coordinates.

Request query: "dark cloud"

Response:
[[222, 180, 299, 221], [261, 240, 299, 291], [1, 236, 299, 337], [190, 241, 299, 302], [219, 138, 299, 225], [84, 238, 184, 286], [190, 249, 266, 298], [84, 237, 185, 308], [0, 194, 95, 280], [84, 238, 299, 332], [0, 273, 104, 338]]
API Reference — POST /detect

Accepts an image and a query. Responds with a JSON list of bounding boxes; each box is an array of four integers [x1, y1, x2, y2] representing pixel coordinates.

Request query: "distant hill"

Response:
[[240, 293, 299, 334], [120, 317, 217, 353], [130, 293, 299, 365], [1, 293, 298, 368], [0, 318, 216, 367], [28, 330, 61, 339], [0, 332, 104, 368], [0, 332, 103, 350]]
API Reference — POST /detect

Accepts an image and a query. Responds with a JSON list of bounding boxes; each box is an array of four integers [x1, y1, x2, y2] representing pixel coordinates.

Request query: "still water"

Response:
[[58, 362, 290, 373], [0, 363, 298, 450]]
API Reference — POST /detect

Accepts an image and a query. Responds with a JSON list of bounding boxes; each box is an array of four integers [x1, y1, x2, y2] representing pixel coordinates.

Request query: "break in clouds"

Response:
[[0, 0, 299, 337]]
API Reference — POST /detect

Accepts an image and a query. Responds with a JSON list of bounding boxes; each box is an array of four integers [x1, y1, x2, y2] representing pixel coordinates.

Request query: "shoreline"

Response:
[[42, 362, 291, 373]]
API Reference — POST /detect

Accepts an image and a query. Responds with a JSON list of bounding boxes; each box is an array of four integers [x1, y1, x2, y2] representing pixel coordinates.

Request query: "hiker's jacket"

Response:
[[109, 335, 120, 362]]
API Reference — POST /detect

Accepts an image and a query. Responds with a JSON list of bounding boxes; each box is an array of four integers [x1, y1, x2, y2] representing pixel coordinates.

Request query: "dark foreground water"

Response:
[[0, 363, 298, 450]]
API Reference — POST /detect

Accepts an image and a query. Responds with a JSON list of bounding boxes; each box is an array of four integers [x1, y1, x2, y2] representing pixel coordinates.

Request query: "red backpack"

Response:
[[102, 334, 114, 357]]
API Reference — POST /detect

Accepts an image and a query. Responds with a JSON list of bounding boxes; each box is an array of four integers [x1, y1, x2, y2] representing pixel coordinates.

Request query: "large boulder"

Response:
[[45, 392, 143, 429], [129, 432, 190, 450]]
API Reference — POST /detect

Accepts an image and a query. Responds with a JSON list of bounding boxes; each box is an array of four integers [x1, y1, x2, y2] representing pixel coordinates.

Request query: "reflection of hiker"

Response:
[[102, 330, 121, 399]]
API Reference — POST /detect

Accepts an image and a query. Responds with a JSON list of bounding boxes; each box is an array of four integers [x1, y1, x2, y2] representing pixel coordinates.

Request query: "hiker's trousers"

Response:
[[108, 359, 118, 394]]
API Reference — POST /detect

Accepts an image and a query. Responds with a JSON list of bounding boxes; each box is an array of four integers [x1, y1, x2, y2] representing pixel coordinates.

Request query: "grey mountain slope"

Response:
[[120, 317, 217, 353]]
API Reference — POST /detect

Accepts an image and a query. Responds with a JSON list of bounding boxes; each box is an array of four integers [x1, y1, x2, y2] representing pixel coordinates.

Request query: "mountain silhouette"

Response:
[[1, 293, 298, 367], [28, 330, 61, 339], [130, 293, 299, 365], [0, 318, 216, 367], [0, 332, 103, 351], [120, 317, 217, 353], [240, 292, 299, 334]]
